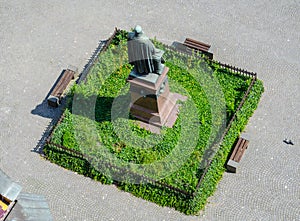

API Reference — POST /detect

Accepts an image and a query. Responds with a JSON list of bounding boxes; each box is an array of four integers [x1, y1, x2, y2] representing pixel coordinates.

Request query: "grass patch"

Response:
[[44, 29, 264, 214]]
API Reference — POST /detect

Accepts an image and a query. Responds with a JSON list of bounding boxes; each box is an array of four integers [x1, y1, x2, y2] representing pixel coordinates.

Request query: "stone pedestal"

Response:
[[127, 66, 186, 131]]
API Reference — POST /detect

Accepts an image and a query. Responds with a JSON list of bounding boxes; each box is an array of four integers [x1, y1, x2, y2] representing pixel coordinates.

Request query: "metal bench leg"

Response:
[[227, 159, 239, 173]]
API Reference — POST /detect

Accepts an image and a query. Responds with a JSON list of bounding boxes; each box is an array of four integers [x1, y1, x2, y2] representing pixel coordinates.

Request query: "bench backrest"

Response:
[[184, 38, 211, 52], [51, 69, 75, 96], [230, 138, 249, 162]]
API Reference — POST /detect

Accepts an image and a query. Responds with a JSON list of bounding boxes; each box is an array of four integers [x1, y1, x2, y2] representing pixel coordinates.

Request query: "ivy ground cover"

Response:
[[44, 30, 264, 214]]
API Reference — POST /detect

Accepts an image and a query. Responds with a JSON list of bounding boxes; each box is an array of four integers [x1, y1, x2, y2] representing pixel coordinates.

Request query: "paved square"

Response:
[[0, 1, 299, 220]]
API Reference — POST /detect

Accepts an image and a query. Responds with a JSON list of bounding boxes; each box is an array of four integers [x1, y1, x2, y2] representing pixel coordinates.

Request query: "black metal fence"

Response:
[[44, 28, 259, 198], [77, 27, 118, 84]]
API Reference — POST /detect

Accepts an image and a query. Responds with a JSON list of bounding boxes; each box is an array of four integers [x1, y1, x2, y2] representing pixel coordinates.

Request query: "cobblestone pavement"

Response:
[[0, 0, 299, 220]]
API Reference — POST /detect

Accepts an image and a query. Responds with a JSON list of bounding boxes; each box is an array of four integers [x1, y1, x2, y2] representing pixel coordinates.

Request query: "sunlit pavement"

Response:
[[0, 1, 299, 220]]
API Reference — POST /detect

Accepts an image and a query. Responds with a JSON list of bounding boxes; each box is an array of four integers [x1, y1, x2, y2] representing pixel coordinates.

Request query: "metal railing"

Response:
[[44, 28, 260, 199]]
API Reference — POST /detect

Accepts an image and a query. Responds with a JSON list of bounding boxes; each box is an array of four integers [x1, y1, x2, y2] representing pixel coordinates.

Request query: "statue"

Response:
[[126, 25, 186, 132], [127, 25, 165, 75]]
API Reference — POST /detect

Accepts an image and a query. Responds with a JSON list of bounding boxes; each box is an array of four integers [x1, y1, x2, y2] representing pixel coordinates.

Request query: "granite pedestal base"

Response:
[[127, 67, 186, 132]]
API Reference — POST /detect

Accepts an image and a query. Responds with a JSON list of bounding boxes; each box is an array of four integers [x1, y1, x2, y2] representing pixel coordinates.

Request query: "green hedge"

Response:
[[186, 79, 264, 214], [44, 143, 113, 185], [43, 29, 264, 214]]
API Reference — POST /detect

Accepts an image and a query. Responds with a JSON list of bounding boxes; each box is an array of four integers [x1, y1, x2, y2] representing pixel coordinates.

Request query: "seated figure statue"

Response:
[[127, 25, 165, 75]]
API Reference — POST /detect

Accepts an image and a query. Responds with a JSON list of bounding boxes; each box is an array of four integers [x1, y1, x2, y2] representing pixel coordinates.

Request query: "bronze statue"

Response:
[[127, 25, 165, 75]]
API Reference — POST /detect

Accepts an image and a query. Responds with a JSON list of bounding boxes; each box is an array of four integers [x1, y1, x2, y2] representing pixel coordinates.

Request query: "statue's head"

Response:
[[134, 25, 143, 36]]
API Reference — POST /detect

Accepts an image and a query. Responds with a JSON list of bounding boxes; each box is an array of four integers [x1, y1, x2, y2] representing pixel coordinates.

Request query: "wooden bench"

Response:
[[226, 137, 249, 173], [183, 38, 213, 60], [47, 65, 78, 107]]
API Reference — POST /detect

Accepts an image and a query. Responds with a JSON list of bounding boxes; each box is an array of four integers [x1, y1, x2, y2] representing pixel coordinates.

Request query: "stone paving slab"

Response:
[[0, 1, 299, 220]]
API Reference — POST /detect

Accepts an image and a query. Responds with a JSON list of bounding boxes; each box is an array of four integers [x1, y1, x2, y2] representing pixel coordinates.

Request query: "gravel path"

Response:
[[0, 1, 299, 220]]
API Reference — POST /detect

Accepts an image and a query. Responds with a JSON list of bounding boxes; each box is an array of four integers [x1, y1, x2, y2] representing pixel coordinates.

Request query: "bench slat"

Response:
[[235, 140, 249, 162], [184, 38, 211, 51], [184, 41, 210, 51], [182, 38, 213, 60], [185, 38, 211, 48], [51, 70, 74, 96], [232, 138, 246, 162], [230, 137, 243, 161]]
